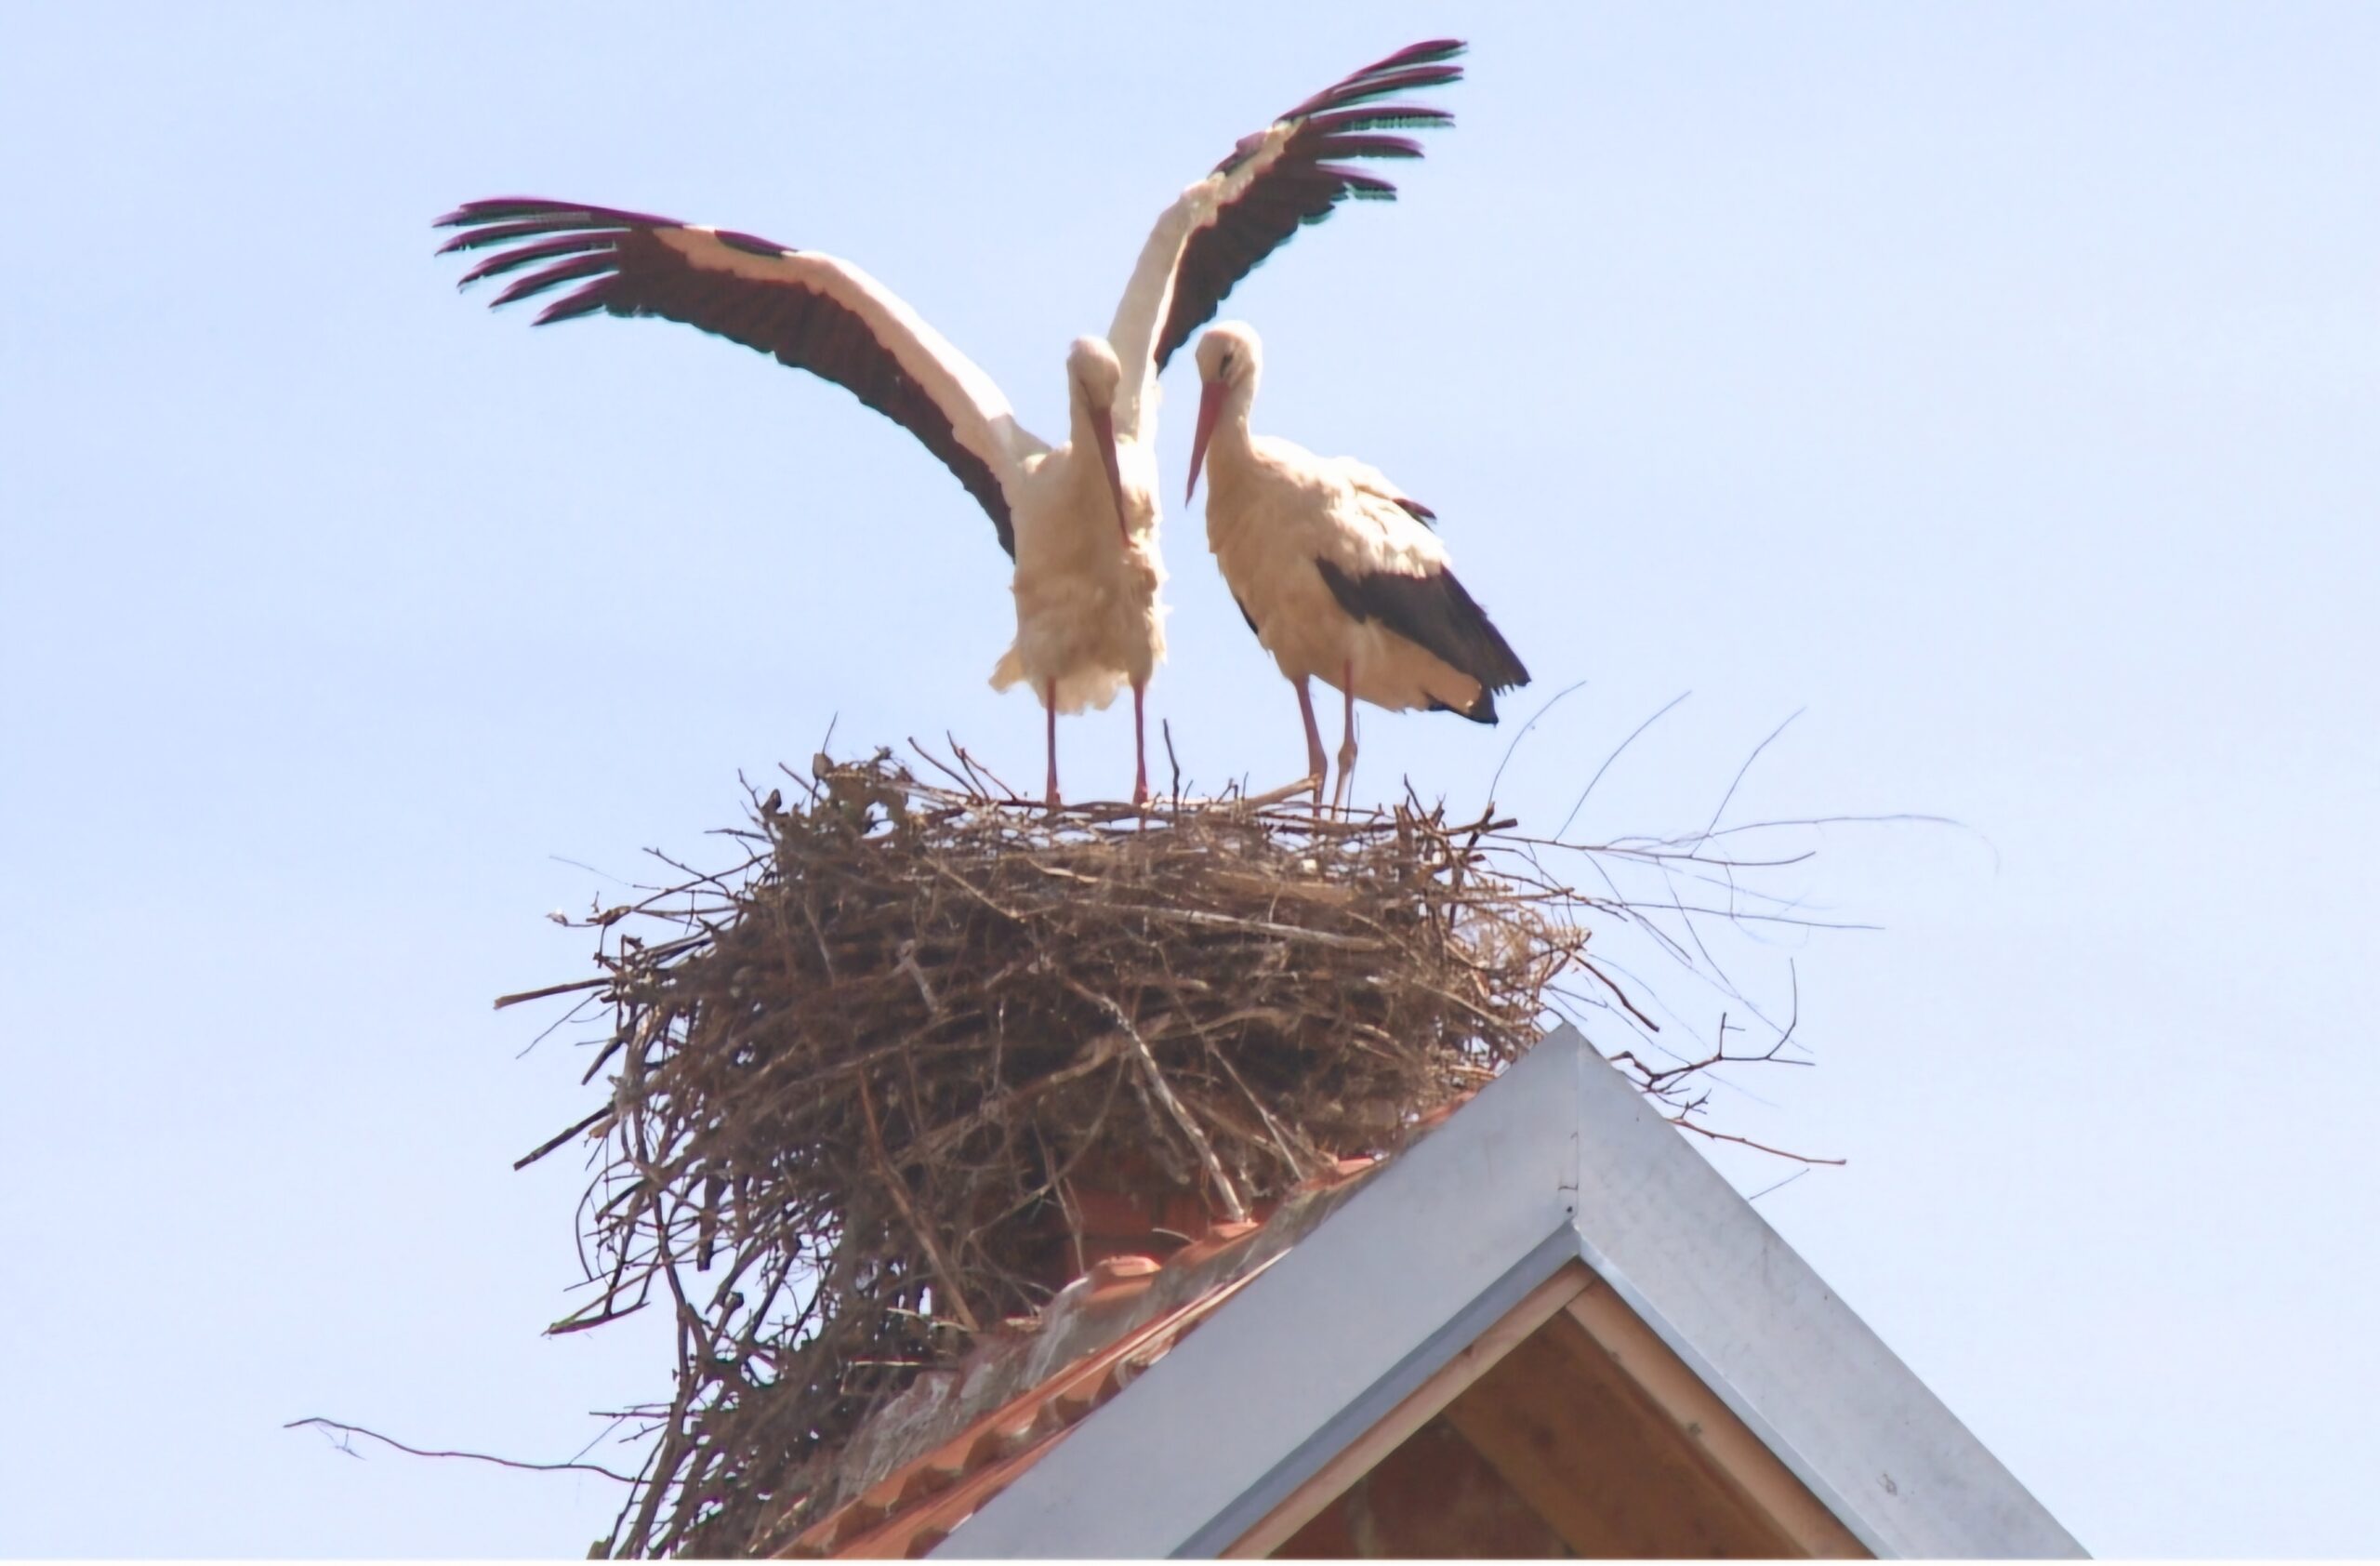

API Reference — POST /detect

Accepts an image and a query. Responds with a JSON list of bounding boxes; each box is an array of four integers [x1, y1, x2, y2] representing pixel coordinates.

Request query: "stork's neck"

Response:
[[1068, 384, 1119, 454], [1203, 377, 1260, 475]]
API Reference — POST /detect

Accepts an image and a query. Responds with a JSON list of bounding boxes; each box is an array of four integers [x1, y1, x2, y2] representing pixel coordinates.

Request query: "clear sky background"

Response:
[[4, 3, 2375, 1557]]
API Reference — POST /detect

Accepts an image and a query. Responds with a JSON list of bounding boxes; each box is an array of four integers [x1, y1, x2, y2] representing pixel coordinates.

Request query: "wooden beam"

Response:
[[1223, 1262, 1595, 1558], [1557, 1285, 1868, 1558], [1276, 1417, 1571, 1559], [1443, 1305, 1795, 1557]]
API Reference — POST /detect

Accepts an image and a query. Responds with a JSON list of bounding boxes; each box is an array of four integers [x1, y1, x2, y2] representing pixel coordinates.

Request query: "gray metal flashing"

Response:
[[1173, 1226, 1582, 1559], [1554, 1030, 2083, 1558], [935, 1025, 2083, 1559], [934, 1027, 1582, 1559]]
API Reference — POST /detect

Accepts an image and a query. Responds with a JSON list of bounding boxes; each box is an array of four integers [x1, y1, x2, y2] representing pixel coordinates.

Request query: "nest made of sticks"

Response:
[[512, 749, 1599, 1556]]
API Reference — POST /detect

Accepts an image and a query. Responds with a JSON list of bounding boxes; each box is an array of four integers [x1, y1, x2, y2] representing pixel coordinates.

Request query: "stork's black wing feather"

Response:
[[1153, 40, 1465, 370], [1313, 556, 1530, 723], [435, 198, 1023, 555]]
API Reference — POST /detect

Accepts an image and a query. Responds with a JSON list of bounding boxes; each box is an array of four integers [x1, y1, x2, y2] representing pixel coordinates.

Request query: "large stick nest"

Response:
[[511, 748, 1801, 1556]]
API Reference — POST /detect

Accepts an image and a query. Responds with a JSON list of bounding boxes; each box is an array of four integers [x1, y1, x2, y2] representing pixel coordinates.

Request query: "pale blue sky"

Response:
[[3, 3, 2375, 1556]]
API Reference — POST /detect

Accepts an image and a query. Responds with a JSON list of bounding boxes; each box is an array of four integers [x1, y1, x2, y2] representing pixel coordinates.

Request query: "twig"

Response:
[[1579, 958, 1661, 1034], [905, 737, 983, 796], [1702, 708, 1805, 843], [1747, 1167, 1812, 1202], [1665, 1118, 1845, 1165], [855, 1075, 983, 1334], [514, 1104, 614, 1171], [1555, 688, 1692, 842], [1068, 980, 1248, 1224], [284, 1416, 639, 1483], [495, 975, 612, 1011], [1488, 678, 1588, 805]]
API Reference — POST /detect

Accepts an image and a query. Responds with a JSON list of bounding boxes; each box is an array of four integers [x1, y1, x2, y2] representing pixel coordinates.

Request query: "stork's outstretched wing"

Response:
[[437, 199, 1043, 556], [1107, 39, 1465, 435]]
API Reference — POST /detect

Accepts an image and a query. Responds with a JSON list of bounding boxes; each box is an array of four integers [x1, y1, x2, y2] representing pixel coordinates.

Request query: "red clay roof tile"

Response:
[[779, 1149, 1395, 1557]]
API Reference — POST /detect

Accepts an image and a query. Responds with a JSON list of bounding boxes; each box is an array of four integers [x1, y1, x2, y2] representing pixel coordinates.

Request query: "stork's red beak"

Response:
[[1185, 377, 1225, 505], [1089, 404, 1130, 548]]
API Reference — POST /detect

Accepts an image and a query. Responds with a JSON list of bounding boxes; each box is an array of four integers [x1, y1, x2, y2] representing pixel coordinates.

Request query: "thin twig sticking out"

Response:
[[284, 1416, 639, 1484], [1666, 1120, 1845, 1165]]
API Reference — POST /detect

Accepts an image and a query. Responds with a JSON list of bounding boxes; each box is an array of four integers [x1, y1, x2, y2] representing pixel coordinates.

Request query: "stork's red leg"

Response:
[[1131, 680, 1150, 807], [1294, 678, 1326, 805], [1043, 679, 1060, 810], [1332, 659, 1358, 815]]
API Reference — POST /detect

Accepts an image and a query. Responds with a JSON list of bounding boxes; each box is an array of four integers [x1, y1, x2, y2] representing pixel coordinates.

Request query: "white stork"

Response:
[[1184, 321, 1530, 810], [435, 39, 1464, 807]]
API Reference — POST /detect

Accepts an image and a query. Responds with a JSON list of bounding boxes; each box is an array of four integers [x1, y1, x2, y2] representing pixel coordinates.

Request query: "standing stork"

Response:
[[435, 39, 1464, 806], [1184, 321, 1530, 810]]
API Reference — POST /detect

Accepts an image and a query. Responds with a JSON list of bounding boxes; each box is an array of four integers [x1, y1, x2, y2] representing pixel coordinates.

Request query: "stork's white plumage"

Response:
[[1185, 322, 1530, 809], [435, 40, 1465, 805]]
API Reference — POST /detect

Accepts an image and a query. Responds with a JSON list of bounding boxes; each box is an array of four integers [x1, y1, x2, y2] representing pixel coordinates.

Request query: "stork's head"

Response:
[[1067, 336, 1131, 546], [1186, 322, 1263, 505]]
